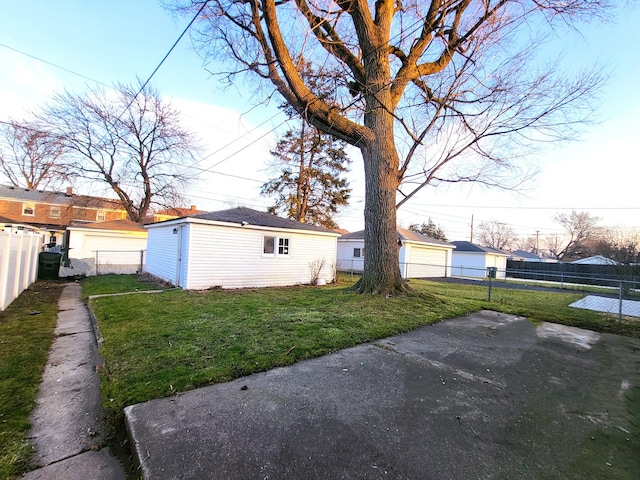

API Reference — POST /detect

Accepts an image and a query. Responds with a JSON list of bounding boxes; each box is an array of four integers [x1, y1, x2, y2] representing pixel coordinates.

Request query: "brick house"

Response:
[[0, 184, 128, 249]]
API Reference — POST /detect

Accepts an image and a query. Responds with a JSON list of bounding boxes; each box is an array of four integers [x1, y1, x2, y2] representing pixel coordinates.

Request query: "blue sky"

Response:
[[0, 1, 638, 242]]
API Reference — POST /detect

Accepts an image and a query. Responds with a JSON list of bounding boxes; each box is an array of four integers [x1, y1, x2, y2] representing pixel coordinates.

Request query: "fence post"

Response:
[[487, 275, 493, 302], [139, 249, 144, 273], [619, 281, 623, 323]]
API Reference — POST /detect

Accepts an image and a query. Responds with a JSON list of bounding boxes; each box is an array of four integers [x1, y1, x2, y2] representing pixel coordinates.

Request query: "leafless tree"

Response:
[[39, 83, 200, 223], [547, 210, 602, 261], [0, 120, 68, 189], [593, 228, 639, 265], [171, 0, 611, 294], [478, 220, 515, 251]]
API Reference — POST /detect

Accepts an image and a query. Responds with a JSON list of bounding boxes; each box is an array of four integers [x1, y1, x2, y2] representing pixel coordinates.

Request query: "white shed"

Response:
[[337, 228, 455, 278], [60, 219, 148, 276], [144, 207, 339, 289], [450, 241, 509, 278]]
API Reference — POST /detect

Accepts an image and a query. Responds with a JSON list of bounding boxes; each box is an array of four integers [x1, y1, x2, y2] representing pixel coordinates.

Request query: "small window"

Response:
[[50, 206, 61, 218], [278, 238, 289, 255], [22, 203, 35, 216], [96, 210, 106, 222], [263, 236, 275, 254], [353, 248, 361, 258]]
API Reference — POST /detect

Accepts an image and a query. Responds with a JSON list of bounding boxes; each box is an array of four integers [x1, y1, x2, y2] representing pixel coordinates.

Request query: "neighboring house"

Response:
[[509, 250, 544, 262], [146, 205, 204, 224], [509, 250, 556, 263], [59, 219, 148, 277], [0, 214, 39, 234], [0, 184, 128, 247], [337, 228, 455, 278], [450, 241, 509, 279], [570, 255, 619, 266], [144, 207, 339, 289]]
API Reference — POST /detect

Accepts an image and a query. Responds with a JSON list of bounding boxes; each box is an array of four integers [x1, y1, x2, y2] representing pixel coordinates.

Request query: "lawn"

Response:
[[0, 281, 64, 480], [83, 274, 639, 433]]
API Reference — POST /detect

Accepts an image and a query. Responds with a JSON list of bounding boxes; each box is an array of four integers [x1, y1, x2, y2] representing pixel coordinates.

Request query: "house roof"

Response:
[[509, 250, 543, 260], [340, 228, 454, 248], [570, 255, 618, 265], [69, 219, 146, 232], [450, 241, 509, 256], [156, 207, 338, 234], [0, 184, 124, 210], [0, 214, 19, 224]]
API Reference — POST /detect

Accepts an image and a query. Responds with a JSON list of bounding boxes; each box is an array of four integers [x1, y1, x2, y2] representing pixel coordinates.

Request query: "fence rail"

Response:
[[0, 230, 42, 311]]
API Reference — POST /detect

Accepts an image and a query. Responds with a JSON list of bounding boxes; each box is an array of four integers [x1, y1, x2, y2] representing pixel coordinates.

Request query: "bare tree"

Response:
[[547, 210, 602, 261], [172, 0, 610, 294], [478, 220, 515, 251], [594, 229, 639, 265], [39, 83, 200, 223], [0, 120, 68, 189]]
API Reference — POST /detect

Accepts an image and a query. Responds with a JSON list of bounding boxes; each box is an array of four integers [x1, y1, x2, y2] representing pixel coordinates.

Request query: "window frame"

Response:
[[263, 235, 290, 256], [49, 206, 62, 219], [22, 202, 35, 216]]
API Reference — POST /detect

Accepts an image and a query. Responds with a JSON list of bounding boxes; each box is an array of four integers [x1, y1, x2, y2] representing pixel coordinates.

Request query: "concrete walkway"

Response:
[[125, 311, 640, 479], [23, 283, 125, 480]]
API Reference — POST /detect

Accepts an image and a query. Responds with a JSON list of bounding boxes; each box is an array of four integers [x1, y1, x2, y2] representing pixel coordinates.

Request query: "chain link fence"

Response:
[[339, 262, 640, 322]]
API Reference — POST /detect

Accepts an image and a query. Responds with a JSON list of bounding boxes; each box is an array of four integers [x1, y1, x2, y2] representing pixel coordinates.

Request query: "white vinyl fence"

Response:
[[0, 230, 42, 311]]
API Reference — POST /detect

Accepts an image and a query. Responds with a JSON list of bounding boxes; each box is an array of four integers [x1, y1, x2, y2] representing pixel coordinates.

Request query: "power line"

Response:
[[0, 42, 112, 89]]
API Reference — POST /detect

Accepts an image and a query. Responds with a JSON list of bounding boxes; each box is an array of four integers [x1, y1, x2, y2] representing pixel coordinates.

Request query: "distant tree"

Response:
[[408, 218, 447, 241], [261, 61, 351, 229], [547, 210, 601, 261], [39, 83, 200, 223], [594, 229, 639, 264], [261, 125, 351, 229], [514, 235, 540, 255], [478, 220, 515, 251], [0, 120, 68, 189]]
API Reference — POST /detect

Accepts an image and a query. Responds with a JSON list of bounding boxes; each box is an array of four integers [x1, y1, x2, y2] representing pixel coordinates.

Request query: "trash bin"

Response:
[[486, 266, 497, 279], [38, 252, 62, 280]]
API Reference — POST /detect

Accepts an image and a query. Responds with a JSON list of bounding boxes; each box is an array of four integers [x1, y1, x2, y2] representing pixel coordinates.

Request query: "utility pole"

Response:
[[470, 214, 474, 243], [535, 230, 539, 255]]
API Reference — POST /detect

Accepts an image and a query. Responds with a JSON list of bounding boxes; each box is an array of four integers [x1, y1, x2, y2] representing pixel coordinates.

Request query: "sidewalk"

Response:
[[22, 283, 125, 480]]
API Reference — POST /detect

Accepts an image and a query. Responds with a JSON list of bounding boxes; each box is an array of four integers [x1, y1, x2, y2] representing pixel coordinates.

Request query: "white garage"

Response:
[[338, 228, 455, 279]]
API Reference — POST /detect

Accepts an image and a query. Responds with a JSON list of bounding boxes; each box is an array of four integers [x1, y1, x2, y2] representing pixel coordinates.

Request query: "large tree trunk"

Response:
[[355, 102, 408, 294]]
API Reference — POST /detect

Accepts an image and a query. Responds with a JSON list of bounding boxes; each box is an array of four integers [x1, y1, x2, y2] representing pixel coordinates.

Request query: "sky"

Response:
[[0, 1, 639, 244]]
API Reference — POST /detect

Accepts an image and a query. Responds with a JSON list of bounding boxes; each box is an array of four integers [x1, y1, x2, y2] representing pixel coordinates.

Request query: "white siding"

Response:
[[451, 252, 507, 278], [61, 228, 147, 276], [145, 225, 181, 285], [336, 239, 365, 272], [402, 243, 452, 278], [182, 223, 337, 289], [451, 252, 487, 277]]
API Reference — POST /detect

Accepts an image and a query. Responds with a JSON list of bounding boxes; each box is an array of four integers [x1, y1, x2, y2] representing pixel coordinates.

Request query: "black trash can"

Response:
[[38, 252, 62, 280], [486, 266, 497, 279]]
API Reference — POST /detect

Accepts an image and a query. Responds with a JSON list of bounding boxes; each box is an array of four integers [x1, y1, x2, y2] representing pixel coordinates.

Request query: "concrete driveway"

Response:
[[125, 311, 640, 479]]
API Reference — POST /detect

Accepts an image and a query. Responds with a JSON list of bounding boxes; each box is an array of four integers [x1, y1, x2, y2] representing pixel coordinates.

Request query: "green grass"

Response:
[[0, 281, 64, 480], [81, 273, 166, 300], [82, 274, 640, 433]]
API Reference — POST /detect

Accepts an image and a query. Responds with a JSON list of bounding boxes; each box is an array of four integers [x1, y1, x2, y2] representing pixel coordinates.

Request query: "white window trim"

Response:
[[22, 202, 35, 216], [96, 210, 106, 222], [49, 206, 62, 218], [263, 235, 291, 257]]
